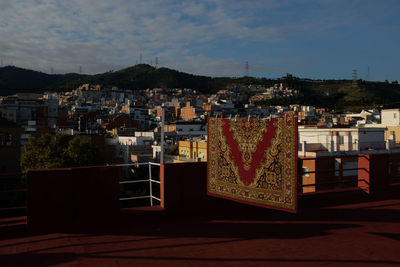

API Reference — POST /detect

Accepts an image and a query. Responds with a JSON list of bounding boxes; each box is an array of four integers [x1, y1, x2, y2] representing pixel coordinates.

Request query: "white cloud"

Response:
[[0, 0, 283, 75], [1, 0, 397, 80]]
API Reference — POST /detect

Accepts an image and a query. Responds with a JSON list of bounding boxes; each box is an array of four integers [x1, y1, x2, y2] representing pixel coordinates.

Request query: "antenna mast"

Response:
[[352, 69, 357, 87], [245, 61, 249, 76]]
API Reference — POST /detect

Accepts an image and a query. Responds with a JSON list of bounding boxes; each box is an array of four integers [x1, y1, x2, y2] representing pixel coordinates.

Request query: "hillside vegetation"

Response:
[[1, 64, 399, 108]]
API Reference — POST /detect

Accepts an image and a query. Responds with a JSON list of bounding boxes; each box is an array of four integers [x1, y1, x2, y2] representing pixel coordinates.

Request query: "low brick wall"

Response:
[[161, 156, 398, 213], [161, 162, 207, 210], [27, 166, 120, 232]]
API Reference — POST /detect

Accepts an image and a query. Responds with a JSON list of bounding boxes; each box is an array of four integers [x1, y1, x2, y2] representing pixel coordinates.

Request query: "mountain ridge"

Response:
[[1, 64, 400, 109]]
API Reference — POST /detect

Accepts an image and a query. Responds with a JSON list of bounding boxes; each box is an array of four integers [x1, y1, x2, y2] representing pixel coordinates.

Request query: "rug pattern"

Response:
[[207, 116, 297, 212]]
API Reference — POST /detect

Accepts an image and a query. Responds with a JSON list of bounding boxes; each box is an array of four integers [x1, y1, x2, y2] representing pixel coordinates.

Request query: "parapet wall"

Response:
[[27, 166, 120, 232]]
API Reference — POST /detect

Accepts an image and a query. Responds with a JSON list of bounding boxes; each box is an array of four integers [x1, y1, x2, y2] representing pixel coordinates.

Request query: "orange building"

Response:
[[180, 106, 196, 120], [202, 103, 212, 112], [164, 124, 176, 133], [121, 104, 130, 114], [156, 106, 162, 118]]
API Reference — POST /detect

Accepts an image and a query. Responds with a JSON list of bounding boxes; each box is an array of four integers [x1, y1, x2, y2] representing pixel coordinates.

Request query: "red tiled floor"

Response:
[[1, 197, 400, 266]]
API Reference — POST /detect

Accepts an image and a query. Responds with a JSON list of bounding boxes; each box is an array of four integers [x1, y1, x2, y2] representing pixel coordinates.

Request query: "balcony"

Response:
[[298, 140, 399, 157]]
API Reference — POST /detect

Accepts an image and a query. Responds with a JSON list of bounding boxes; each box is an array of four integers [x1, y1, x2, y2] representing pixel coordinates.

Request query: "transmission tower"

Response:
[[366, 66, 370, 81], [155, 57, 158, 69], [352, 69, 357, 87], [139, 54, 142, 64], [51, 67, 54, 74], [245, 61, 249, 76], [79, 65, 82, 74]]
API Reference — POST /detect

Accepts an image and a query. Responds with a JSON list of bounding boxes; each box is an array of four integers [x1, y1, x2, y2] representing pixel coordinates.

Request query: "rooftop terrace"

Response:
[[0, 159, 400, 266], [1, 192, 400, 266]]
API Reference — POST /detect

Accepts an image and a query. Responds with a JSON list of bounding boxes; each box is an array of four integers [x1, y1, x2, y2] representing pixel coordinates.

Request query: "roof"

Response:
[[382, 109, 400, 112], [1, 189, 400, 266], [299, 126, 387, 132]]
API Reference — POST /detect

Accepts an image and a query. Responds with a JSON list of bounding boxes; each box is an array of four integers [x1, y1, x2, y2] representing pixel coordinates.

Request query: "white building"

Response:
[[43, 94, 58, 128], [298, 126, 389, 157], [116, 136, 154, 164], [117, 136, 153, 146], [174, 122, 207, 137], [381, 109, 400, 126]]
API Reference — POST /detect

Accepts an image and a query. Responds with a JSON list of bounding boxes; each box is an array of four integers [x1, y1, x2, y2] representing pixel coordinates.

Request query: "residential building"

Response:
[[178, 140, 207, 162], [381, 109, 400, 145], [298, 126, 387, 157], [298, 125, 392, 193], [180, 102, 196, 120]]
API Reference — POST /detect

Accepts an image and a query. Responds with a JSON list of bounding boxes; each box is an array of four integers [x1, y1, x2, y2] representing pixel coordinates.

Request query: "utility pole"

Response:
[[160, 104, 165, 164]]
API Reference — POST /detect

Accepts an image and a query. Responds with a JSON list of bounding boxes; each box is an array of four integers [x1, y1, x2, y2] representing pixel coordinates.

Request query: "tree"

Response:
[[21, 134, 104, 170]]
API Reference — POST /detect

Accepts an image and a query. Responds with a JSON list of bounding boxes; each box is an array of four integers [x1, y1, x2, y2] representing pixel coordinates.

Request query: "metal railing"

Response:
[[114, 162, 161, 206], [298, 141, 389, 153], [297, 153, 400, 192], [298, 155, 364, 193], [0, 163, 162, 212]]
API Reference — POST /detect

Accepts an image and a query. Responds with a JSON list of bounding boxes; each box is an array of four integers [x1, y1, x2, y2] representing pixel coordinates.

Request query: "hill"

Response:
[[78, 64, 215, 92], [269, 76, 400, 109], [0, 66, 85, 96], [1, 64, 399, 109]]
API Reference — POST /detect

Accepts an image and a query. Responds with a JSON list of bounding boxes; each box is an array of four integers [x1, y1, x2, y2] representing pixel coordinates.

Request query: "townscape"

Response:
[[1, 1, 400, 266], [1, 74, 399, 177]]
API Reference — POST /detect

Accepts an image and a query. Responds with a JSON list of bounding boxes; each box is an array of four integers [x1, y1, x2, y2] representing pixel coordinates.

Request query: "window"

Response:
[[338, 136, 344, 145], [394, 113, 397, 119], [302, 167, 309, 177]]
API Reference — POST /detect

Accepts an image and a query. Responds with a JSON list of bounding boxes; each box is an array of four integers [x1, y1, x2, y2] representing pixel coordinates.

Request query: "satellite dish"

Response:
[[327, 122, 333, 128]]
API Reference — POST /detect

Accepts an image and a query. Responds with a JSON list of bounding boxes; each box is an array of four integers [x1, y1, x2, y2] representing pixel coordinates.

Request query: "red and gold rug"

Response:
[[207, 116, 297, 213]]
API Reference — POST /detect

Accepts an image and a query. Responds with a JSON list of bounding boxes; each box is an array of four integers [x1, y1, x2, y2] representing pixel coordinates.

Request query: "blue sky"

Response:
[[0, 0, 399, 81]]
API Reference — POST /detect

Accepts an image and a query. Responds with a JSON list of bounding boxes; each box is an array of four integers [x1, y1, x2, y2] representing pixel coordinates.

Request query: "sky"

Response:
[[0, 0, 399, 81]]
